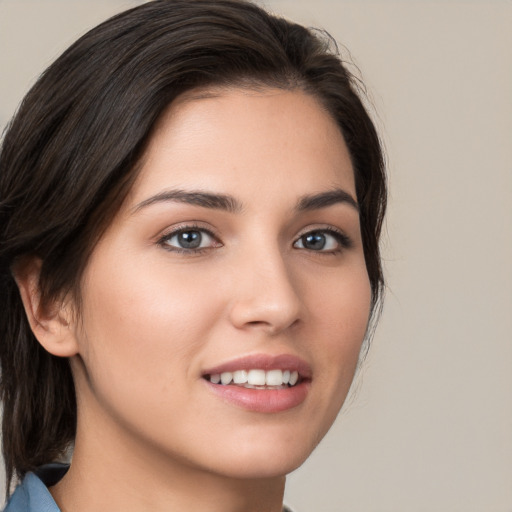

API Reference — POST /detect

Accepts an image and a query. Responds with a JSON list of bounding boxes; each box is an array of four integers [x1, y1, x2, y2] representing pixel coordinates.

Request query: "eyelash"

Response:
[[157, 224, 353, 255], [157, 223, 219, 255], [294, 227, 353, 254]]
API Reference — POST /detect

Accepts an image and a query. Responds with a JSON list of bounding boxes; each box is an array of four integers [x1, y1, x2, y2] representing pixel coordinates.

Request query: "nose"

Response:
[[228, 247, 302, 335]]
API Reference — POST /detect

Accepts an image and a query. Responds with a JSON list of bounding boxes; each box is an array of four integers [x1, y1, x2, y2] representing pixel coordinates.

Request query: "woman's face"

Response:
[[70, 87, 371, 479]]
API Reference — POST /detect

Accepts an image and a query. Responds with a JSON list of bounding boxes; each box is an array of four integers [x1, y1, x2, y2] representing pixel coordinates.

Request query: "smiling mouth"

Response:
[[202, 357, 311, 412], [205, 369, 301, 389]]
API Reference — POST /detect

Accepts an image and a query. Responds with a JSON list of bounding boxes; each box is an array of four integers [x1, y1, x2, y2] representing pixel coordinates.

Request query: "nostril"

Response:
[[242, 318, 300, 335]]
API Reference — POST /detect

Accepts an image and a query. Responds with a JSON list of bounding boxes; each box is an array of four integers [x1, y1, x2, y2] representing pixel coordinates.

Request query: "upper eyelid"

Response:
[[297, 225, 340, 236], [156, 223, 221, 249], [157, 222, 219, 239], [293, 227, 354, 253], [157, 227, 221, 256], [294, 225, 350, 240]]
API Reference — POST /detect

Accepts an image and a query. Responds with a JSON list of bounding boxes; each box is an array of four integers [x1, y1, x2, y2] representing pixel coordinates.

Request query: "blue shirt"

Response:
[[4, 464, 295, 512], [3, 464, 68, 512]]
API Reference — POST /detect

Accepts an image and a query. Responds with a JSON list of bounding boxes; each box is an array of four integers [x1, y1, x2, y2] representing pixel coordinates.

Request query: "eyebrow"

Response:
[[132, 187, 358, 214], [296, 188, 359, 212], [132, 189, 243, 214]]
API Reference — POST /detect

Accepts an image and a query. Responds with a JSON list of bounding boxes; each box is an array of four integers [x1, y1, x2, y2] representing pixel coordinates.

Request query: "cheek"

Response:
[[306, 262, 371, 390], [76, 252, 224, 392], [309, 258, 371, 338], [280, 261, 371, 449]]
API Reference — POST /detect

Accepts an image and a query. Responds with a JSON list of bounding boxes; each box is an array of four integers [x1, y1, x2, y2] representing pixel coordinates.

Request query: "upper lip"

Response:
[[202, 354, 312, 379]]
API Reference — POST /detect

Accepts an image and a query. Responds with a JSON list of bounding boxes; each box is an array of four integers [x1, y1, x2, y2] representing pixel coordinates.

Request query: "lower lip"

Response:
[[204, 380, 310, 413]]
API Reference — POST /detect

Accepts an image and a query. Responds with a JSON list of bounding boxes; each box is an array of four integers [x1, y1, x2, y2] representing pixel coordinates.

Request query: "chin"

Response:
[[200, 427, 320, 480], [215, 454, 308, 480]]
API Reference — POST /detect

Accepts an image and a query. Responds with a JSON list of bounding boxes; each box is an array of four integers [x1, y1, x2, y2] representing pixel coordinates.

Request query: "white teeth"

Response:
[[248, 369, 266, 386], [233, 370, 248, 384], [266, 369, 283, 386], [209, 369, 301, 387], [220, 372, 233, 385]]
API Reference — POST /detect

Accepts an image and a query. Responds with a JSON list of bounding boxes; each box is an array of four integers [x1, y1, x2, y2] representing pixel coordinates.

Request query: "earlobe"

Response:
[[13, 257, 79, 358]]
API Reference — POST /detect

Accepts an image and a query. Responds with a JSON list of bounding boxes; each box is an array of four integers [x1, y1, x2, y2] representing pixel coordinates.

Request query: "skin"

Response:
[[19, 87, 371, 512]]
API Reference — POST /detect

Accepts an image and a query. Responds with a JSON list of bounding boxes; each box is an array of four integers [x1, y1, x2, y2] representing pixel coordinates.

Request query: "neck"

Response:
[[51, 405, 286, 512]]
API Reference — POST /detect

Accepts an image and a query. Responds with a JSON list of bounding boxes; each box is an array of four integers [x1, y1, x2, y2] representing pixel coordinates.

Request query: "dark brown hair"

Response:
[[0, 0, 386, 492]]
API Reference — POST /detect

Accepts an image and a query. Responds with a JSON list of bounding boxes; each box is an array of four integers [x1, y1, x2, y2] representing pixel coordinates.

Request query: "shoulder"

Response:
[[3, 466, 295, 512], [3, 464, 68, 512]]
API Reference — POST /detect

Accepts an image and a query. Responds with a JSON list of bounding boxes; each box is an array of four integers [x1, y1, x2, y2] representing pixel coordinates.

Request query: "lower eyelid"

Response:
[[295, 229, 353, 250], [158, 226, 221, 251]]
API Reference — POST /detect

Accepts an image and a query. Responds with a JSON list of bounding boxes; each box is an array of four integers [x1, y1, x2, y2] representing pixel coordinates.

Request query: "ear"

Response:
[[13, 257, 79, 357]]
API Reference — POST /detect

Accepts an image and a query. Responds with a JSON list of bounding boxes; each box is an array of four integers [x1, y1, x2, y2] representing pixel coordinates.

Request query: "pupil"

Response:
[[178, 231, 202, 249], [304, 232, 326, 250]]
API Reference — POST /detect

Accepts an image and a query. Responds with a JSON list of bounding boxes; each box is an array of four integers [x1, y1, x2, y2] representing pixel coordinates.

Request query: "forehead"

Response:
[[129, 87, 355, 208]]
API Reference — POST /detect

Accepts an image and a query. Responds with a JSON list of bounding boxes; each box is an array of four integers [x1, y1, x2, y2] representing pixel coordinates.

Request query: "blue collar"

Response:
[[3, 464, 295, 512], [3, 464, 68, 512]]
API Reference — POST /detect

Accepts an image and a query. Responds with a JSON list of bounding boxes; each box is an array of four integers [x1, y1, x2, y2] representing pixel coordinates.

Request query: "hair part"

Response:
[[0, 0, 386, 493]]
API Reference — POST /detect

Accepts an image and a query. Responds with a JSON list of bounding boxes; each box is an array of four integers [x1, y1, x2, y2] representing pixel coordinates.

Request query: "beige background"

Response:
[[1, 1, 511, 510]]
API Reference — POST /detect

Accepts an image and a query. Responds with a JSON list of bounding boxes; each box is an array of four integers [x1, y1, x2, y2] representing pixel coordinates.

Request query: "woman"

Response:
[[0, 1, 386, 511]]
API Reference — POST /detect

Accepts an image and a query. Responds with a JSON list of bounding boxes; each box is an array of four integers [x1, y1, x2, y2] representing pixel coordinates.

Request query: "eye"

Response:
[[293, 229, 351, 253], [159, 227, 220, 252]]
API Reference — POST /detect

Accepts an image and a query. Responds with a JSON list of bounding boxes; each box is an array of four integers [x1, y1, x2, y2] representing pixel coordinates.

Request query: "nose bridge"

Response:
[[228, 237, 302, 333]]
